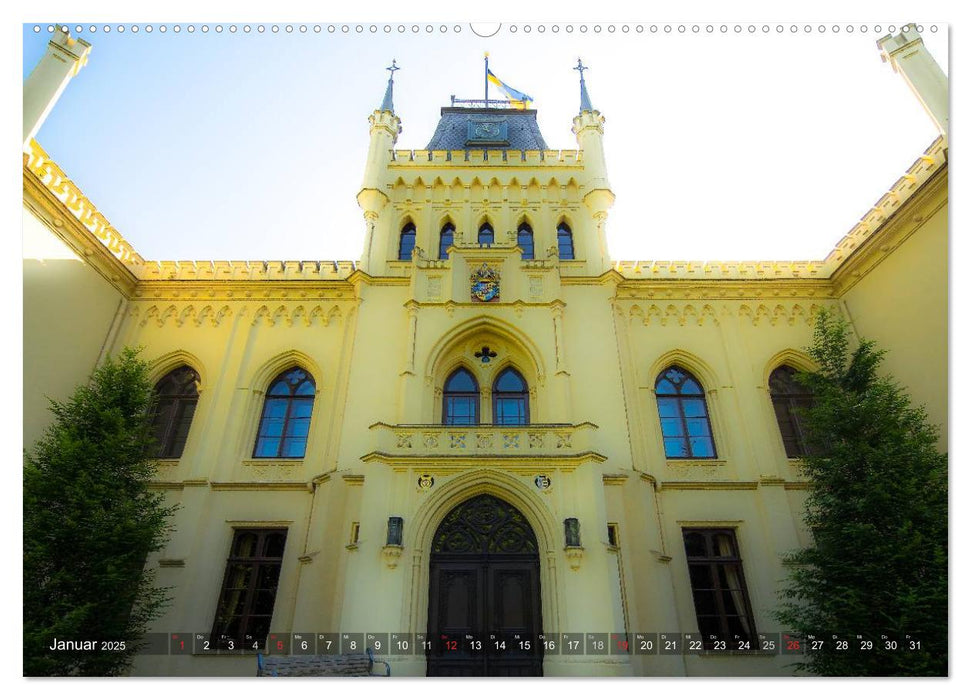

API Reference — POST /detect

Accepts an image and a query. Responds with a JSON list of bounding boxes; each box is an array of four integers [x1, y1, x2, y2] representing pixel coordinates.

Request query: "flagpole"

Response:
[[484, 52, 489, 108]]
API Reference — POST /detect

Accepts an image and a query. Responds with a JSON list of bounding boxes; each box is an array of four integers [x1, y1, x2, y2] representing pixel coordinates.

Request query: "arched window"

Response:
[[557, 222, 574, 259], [151, 365, 200, 458], [443, 368, 479, 425], [769, 365, 813, 457], [254, 367, 316, 458], [398, 222, 416, 261], [655, 366, 716, 458], [439, 222, 455, 260], [493, 367, 529, 425], [478, 222, 494, 246], [517, 223, 534, 260]]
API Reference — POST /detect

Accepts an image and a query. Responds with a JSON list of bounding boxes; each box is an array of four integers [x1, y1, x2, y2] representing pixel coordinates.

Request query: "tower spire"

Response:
[[380, 59, 399, 113], [575, 58, 593, 113]]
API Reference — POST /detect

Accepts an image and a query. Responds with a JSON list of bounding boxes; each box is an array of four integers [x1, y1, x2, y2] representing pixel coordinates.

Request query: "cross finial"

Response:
[[380, 60, 399, 112], [575, 58, 593, 112]]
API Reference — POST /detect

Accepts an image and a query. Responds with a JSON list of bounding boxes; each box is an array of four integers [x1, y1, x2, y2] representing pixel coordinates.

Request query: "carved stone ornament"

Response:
[[382, 545, 403, 569], [470, 263, 500, 302], [564, 546, 584, 571], [534, 474, 551, 490], [418, 474, 435, 490]]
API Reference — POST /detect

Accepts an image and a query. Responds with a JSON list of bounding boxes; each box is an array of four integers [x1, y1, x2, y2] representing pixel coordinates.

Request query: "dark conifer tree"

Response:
[[24, 348, 175, 676], [776, 310, 947, 676]]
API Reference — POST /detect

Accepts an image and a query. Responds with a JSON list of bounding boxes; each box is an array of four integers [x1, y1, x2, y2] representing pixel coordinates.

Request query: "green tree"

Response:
[[776, 309, 947, 676], [23, 347, 176, 676]]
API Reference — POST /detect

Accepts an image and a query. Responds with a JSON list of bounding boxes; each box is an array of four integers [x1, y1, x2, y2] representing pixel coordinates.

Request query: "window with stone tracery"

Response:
[[151, 365, 200, 459], [254, 367, 315, 458], [493, 367, 529, 425], [655, 366, 716, 459], [443, 367, 479, 425], [398, 222, 416, 260]]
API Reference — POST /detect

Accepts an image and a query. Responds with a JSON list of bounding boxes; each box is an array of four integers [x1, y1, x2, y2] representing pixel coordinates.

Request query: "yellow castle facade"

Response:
[[22, 28, 947, 677]]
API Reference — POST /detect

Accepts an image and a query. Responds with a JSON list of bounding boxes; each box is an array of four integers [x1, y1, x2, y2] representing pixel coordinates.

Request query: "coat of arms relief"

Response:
[[470, 263, 500, 302]]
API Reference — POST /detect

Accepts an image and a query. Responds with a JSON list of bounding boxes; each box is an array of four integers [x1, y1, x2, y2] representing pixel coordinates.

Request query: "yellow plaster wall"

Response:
[[22, 207, 124, 448], [839, 177, 948, 446]]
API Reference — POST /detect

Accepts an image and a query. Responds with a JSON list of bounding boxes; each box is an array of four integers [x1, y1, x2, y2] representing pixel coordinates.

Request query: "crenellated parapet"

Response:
[[392, 149, 582, 166], [24, 139, 144, 268], [613, 135, 946, 284], [614, 260, 824, 280], [138, 259, 357, 282], [823, 136, 946, 279]]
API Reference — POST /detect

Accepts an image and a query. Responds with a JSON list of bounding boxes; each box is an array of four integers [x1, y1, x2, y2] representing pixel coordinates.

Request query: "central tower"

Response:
[[356, 62, 615, 280]]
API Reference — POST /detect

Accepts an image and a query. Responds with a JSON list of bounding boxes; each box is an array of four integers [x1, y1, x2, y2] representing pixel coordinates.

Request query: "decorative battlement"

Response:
[[24, 139, 144, 268], [822, 136, 946, 271], [392, 149, 582, 166], [25, 132, 945, 287], [615, 135, 946, 282], [615, 260, 824, 280], [138, 260, 358, 281]]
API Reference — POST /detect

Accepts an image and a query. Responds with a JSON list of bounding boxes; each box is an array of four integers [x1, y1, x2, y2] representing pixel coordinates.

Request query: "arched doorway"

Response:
[[426, 494, 544, 676]]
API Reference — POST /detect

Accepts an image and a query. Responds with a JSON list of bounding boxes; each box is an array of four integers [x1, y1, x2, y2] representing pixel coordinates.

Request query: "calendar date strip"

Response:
[[86, 631, 932, 656]]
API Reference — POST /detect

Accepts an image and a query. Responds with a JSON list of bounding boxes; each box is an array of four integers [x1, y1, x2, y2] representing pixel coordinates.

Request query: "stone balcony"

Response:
[[362, 422, 605, 469]]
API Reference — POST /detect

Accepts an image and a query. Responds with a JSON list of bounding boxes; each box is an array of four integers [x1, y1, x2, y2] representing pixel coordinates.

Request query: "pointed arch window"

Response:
[[517, 223, 534, 260], [254, 367, 316, 458], [398, 222, 416, 261], [655, 366, 716, 459], [557, 222, 574, 259], [443, 368, 479, 425], [769, 365, 813, 457], [439, 222, 455, 260], [151, 365, 200, 459], [478, 222, 494, 246], [493, 367, 529, 425]]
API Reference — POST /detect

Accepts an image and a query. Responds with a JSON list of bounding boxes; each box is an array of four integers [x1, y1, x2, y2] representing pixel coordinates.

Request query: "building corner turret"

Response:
[[358, 61, 402, 273], [570, 60, 614, 272]]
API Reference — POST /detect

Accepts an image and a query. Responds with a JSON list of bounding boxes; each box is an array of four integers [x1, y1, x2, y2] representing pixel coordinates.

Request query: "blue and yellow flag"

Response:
[[487, 69, 533, 109]]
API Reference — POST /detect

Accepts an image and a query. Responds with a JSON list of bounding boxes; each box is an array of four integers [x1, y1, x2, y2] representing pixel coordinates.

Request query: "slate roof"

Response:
[[425, 107, 549, 151]]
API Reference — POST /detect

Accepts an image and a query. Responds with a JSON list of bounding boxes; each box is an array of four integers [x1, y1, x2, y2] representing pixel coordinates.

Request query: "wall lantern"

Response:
[[564, 518, 581, 547], [387, 516, 404, 546]]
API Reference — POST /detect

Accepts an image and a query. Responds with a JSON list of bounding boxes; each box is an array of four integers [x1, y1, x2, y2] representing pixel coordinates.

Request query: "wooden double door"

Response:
[[426, 495, 544, 677]]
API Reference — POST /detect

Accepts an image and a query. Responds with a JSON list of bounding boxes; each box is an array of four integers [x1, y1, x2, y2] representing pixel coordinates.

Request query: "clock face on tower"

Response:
[[474, 121, 501, 138], [466, 118, 509, 146]]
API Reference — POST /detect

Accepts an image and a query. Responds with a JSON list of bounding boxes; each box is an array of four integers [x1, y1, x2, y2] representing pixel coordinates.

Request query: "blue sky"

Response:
[[23, 22, 947, 263]]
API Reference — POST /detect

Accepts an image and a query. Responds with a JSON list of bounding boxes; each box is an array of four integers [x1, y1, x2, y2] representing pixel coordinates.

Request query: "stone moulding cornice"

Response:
[[133, 284, 356, 302], [613, 279, 834, 300], [209, 481, 313, 492], [657, 481, 759, 491], [362, 453, 605, 470]]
